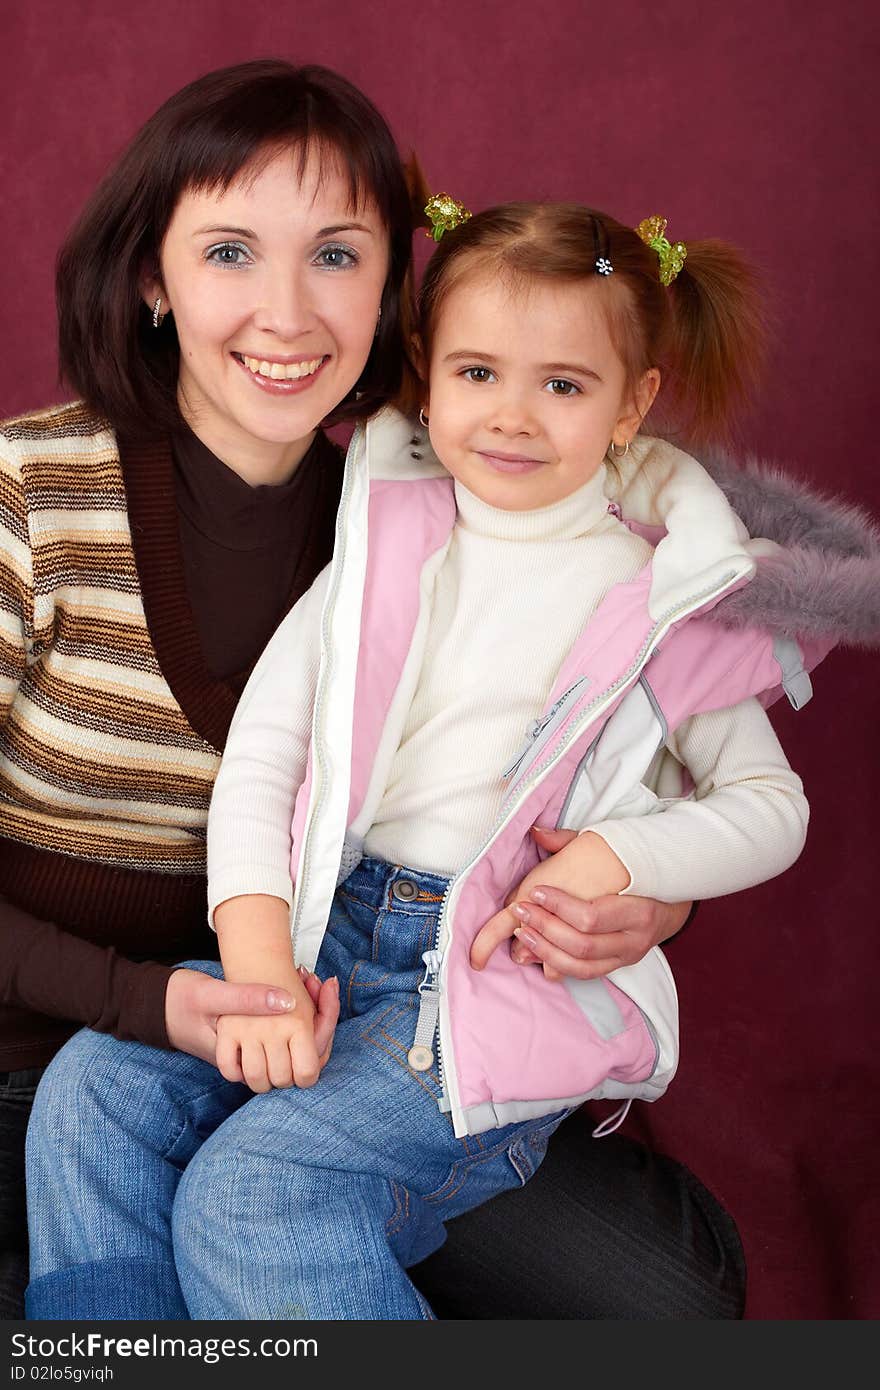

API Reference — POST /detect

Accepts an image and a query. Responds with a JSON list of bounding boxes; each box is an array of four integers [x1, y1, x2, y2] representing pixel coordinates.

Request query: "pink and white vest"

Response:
[[286, 410, 848, 1137]]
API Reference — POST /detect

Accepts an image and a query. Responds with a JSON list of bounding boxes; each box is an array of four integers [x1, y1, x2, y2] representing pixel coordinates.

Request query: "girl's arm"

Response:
[[212, 893, 322, 1092], [206, 570, 334, 1090], [206, 567, 330, 924], [587, 696, 808, 902], [472, 697, 805, 970]]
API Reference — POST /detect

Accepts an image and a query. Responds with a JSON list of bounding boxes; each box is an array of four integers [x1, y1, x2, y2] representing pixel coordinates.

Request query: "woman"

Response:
[[1, 59, 738, 1320]]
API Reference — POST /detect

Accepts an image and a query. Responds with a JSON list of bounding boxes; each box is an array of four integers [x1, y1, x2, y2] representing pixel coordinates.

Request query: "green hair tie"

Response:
[[636, 215, 687, 286], [424, 193, 472, 242]]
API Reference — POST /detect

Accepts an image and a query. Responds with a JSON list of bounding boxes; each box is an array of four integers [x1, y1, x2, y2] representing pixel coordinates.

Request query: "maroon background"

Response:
[[3, 0, 877, 1319]]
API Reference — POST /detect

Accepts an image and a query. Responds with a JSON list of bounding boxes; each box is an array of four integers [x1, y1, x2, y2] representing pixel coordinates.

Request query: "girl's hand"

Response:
[[215, 991, 324, 1093], [165, 966, 339, 1069], [470, 826, 690, 979]]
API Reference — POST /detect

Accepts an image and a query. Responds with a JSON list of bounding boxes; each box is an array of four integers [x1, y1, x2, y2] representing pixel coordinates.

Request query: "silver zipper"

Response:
[[408, 949, 443, 1074], [501, 572, 740, 808], [502, 676, 590, 780], [425, 568, 741, 1131]]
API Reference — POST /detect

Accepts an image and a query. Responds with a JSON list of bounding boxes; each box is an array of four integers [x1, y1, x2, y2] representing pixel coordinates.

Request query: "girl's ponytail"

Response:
[[661, 237, 767, 446]]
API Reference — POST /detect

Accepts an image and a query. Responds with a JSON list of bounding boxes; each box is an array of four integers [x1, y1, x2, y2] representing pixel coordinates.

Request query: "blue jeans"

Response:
[[26, 859, 568, 1320]]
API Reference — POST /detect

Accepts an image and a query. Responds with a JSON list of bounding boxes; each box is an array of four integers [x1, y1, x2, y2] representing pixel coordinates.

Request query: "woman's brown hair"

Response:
[[410, 202, 766, 447], [57, 59, 420, 437]]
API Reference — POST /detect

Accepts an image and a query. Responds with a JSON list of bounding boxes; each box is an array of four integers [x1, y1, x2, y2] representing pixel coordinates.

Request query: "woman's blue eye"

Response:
[[462, 367, 496, 384], [205, 242, 251, 268], [546, 378, 580, 396], [315, 243, 359, 269]]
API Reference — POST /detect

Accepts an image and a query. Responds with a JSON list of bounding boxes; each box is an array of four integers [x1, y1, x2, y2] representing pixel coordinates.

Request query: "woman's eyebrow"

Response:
[[192, 222, 376, 239], [194, 225, 257, 238], [315, 222, 376, 236]]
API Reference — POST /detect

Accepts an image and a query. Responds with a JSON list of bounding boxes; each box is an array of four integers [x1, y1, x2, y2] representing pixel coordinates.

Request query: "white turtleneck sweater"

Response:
[[208, 468, 807, 918]]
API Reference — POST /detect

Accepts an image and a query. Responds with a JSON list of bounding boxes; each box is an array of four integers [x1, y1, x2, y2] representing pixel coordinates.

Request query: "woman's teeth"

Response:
[[240, 355, 323, 380]]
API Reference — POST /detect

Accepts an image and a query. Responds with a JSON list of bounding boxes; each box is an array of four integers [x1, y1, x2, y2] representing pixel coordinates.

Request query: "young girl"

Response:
[[168, 200, 828, 1318]]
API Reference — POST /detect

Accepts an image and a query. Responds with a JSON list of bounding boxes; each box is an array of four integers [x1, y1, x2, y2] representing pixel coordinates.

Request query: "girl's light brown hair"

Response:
[[408, 201, 766, 447]]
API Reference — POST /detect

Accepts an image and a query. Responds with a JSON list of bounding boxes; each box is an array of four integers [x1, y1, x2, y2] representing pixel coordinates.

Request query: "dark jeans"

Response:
[[414, 1108, 746, 1318], [1, 1067, 44, 1319]]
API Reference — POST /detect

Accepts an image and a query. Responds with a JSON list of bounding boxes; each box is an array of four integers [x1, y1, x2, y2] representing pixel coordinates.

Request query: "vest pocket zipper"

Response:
[[502, 676, 591, 782]]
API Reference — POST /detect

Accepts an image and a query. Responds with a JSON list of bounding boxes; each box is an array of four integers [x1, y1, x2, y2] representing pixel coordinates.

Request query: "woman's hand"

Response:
[[165, 965, 340, 1067], [470, 826, 691, 980]]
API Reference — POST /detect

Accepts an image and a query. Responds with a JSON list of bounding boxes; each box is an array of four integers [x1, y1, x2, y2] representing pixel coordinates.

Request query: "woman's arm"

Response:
[[0, 900, 300, 1060], [0, 443, 319, 1059], [472, 697, 804, 972]]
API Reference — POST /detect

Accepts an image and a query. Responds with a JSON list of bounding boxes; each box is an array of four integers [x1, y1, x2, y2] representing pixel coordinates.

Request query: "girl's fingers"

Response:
[[290, 1028, 321, 1090], [215, 1032, 244, 1085], [470, 906, 517, 970], [265, 1039, 295, 1090], [240, 1041, 270, 1094]]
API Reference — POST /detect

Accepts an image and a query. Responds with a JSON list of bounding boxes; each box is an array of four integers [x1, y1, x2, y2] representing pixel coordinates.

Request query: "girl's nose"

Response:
[[489, 393, 538, 436]]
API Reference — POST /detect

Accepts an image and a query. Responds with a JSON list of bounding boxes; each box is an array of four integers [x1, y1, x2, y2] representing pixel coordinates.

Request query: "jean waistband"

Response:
[[342, 856, 450, 913]]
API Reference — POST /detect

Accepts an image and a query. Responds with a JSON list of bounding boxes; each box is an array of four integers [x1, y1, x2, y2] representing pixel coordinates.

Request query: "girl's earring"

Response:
[[418, 408, 429, 428], [610, 437, 630, 458], [152, 297, 164, 329]]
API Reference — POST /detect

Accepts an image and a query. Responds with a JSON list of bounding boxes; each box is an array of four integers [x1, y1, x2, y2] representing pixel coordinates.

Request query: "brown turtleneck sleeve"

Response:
[[0, 427, 344, 1069]]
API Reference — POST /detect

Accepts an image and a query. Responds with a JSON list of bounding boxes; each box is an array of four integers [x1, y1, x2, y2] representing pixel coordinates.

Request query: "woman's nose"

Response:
[[251, 265, 318, 340]]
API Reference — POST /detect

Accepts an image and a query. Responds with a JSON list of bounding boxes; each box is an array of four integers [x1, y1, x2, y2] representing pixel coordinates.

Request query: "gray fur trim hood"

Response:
[[700, 453, 880, 647]]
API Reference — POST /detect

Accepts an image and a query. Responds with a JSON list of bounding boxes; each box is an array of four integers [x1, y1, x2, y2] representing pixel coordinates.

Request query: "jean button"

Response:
[[392, 878, 418, 902]]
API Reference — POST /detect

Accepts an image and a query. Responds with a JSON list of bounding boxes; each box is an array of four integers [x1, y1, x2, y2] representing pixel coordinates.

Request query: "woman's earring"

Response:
[[610, 437, 630, 458], [374, 307, 382, 338], [152, 297, 164, 329], [418, 408, 429, 428]]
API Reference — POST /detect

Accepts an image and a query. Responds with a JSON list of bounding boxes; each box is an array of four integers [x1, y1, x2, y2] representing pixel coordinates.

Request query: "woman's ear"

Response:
[[139, 260, 169, 317]]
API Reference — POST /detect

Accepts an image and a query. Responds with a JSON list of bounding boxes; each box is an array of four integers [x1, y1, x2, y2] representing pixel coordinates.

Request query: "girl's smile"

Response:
[[476, 449, 547, 474], [425, 273, 656, 511]]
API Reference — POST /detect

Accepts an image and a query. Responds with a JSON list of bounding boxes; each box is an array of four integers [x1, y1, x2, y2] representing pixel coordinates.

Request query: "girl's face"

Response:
[[425, 272, 657, 511], [144, 146, 389, 484]]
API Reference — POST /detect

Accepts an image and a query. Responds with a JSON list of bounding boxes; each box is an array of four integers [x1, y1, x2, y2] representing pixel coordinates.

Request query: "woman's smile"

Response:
[[232, 352, 330, 392]]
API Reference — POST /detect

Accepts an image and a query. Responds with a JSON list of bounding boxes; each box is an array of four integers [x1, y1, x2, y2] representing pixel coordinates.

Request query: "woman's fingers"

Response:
[[509, 888, 665, 978], [312, 976, 340, 1061], [298, 966, 339, 1064], [513, 916, 624, 979]]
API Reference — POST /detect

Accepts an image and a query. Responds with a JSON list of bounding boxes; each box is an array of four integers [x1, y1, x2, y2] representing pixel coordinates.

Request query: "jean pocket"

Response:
[[0, 1066, 45, 1106], [360, 1000, 443, 1087], [506, 1108, 574, 1185]]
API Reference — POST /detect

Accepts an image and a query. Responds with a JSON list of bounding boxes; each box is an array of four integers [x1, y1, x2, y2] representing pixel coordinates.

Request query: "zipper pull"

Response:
[[502, 716, 549, 780], [408, 950, 443, 1072]]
